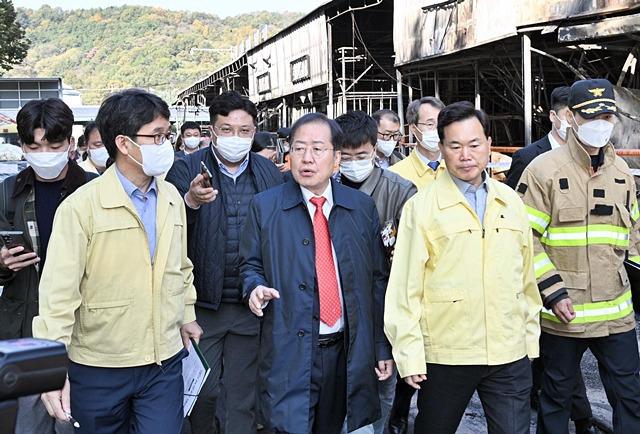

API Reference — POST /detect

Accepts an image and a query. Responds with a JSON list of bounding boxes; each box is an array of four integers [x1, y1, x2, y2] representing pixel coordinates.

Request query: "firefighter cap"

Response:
[[568, 78, 617, 119]]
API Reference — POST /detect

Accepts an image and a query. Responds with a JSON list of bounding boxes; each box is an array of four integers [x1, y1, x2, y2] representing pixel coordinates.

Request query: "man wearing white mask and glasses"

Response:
[[33, 89, 201, 432], [389, 97, 446, 190], [518, 78, 640, 433], [79, 121, 108, 175], [372, 109, 405, 169], [166, 90, 282, 434]]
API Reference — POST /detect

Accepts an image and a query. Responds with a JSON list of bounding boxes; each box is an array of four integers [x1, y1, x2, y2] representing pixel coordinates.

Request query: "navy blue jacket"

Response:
[[239, 178, 391, 433], [166, 148, 282, 309], [505, 135, 552, 189]]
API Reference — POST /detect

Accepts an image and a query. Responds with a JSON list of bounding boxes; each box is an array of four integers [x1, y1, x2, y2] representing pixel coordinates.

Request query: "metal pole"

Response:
[[474, 61, 481, 109], [523, 33, 532, 147], [396, 69, 405, 128], [327, 21, 334, 118]]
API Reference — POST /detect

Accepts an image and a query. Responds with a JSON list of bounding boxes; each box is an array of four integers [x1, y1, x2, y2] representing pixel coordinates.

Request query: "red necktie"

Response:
[[309, 196, 342, 326]]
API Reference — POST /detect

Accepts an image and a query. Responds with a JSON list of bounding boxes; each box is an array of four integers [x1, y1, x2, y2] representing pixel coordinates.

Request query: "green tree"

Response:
[[0, 0, 29, 74]]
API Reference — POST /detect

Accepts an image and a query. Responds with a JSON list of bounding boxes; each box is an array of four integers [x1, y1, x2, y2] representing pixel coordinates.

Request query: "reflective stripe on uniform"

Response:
[[541, 290, 634, 323], [534, 252, 555, 278], [631, 200, 639, 222], [526, 205, 551, 234], [628, 255, 640, 264], [540, 224, 629, 247]]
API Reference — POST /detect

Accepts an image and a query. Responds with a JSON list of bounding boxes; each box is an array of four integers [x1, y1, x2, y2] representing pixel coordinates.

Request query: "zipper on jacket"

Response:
[[482, 228, 485, 238]]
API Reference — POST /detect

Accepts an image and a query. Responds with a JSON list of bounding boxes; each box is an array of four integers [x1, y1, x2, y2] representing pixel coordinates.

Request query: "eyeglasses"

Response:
[[378, 131, 402, 141], [290, 146, 334, 158], [214, 125, 255, 138], [341, 150, 375, 163], [135, 132, 171, 145], [416, 121, 437, 130]]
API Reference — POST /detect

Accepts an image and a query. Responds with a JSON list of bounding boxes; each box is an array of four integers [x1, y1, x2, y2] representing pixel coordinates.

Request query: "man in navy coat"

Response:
[[505, 86, 570, 190], [239, 112, 393, 434]]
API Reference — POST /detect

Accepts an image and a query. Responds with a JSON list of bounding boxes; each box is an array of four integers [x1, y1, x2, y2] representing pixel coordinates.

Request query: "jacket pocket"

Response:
[[78, 297, 134, 353], [615, 202, 632, 229], [423, 289, 469, 349], [558, 207, 585, 223], [0, 296, 26, 340]]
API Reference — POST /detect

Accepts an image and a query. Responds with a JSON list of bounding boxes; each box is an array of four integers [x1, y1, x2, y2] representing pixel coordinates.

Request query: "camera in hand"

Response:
[[0, 338, 68, 434]]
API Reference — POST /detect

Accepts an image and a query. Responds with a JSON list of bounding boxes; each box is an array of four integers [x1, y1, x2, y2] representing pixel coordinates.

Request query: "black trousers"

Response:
[[307, 336, 347, 434], [414, 357, 532, 434], [537, 330, 640, 434], [531, 357, 592, 421]]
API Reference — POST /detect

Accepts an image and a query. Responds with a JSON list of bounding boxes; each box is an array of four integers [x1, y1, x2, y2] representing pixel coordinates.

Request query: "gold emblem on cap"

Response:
[[589, 88, 605, 97]]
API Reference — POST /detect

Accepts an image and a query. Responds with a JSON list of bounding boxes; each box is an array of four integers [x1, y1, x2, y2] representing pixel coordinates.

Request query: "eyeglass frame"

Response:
[[290, 145, 336, 159], [134, 132, 172, 145], [340, 149, 376, 163], [377, 131, 402, 141]]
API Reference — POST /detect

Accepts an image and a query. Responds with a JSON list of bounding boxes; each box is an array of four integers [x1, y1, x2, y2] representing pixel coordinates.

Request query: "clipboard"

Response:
[[182, 338, 211, 417], [624, 259, 640, 313]]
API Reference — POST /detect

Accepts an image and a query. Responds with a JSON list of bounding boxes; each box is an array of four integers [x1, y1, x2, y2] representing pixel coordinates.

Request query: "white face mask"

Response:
[[377, 139, 397, 158], [418, 129, 440, 152], [340, 159, 374, 183], [555, 119, 571, 141], [183, 137, 200, 149], [127, 137, 174, 177], [89, 147, 109, 168], [212, 133, 252, 163], [24, 145, 70, 180], [572, 115, 614, 149]]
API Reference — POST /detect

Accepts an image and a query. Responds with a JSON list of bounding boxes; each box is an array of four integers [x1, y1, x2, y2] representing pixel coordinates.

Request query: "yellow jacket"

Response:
[[79, 157, 101, 174], [33, 166, 196, 367], [388, 147, 446, 190], [384, 170, 541, 378], [518, 130, 640, 338]]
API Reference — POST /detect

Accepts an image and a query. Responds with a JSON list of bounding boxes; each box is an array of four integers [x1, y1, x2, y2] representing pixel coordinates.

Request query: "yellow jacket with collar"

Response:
[[384, 170, 541, 378], [388, 147, 446, 190], [79, 157, 101, 174], [33, 165, 196, 367]]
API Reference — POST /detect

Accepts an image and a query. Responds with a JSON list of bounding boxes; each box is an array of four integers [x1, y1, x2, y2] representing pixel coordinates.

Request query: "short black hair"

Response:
[[550, 86, 570, 112], [334, 110, 377, 150], [95, 88, 170, 165], [16, 98, 74, 145], [83, 121, 98, 144], [251, 131, 277, 153], [371, 109, 400, 125], [181, 121, 201, 135], [76, 135, 86, 149], [437, 101, 490, 142], [209, 90, 257, 126], [406, 97, 445, 125], [289, 112, 344, 152]]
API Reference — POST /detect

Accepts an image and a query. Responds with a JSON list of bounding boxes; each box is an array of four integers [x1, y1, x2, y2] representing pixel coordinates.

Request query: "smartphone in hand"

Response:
[[0, 231, 33, 255], [200, 161, 213, 189]]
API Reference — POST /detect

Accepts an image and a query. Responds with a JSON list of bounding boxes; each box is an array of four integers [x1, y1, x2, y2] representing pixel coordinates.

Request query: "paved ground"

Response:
[[187, 320, 640, 433]]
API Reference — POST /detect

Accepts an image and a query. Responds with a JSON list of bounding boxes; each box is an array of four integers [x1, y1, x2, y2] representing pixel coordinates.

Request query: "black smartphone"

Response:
[[0, 231, 33, 254], [200, 161, 213, 188]]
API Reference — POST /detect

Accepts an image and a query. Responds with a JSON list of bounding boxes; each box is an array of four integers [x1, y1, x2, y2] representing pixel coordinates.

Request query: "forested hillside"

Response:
[[5, 5, 303, 104]]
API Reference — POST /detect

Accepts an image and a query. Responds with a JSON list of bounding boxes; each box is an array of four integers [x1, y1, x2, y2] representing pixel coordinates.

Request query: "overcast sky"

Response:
[[12, 0, 328, 17]]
